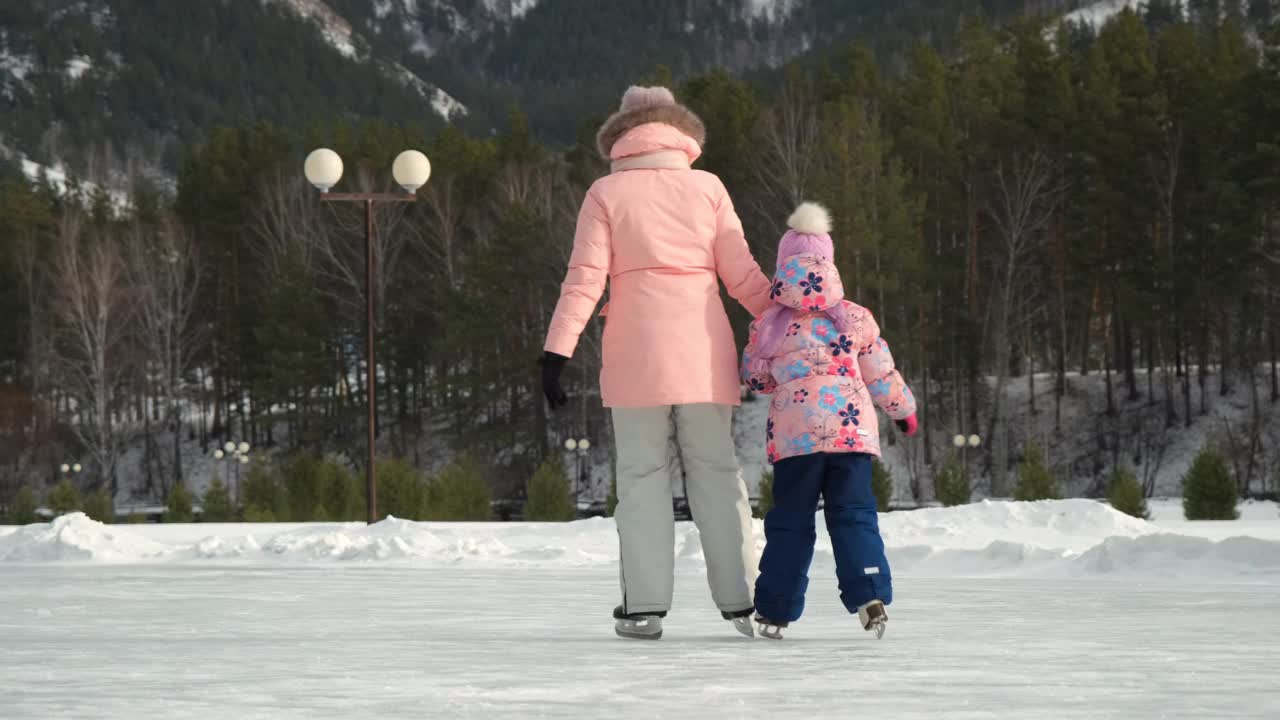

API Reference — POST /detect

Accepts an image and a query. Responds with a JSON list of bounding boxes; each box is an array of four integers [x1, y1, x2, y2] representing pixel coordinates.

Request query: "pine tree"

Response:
[[934, 457, 971, 507], [1106, 466, 1150, 519], [1013, 443, 1062, 501], [82, 488, 115, 523], [48, 478, 83, 516], [1182, 446, 1239, 519], [378, 458, 426, 521], [871, 460, 893, 511], [166, 483, 195, 523], [241, 461, 288, 522], [754, 470, 774, 519], [423, 455, 492, 521], [5, 486, 40, 524], [202, 475, 237, 522], [524, 456, 576, 522]]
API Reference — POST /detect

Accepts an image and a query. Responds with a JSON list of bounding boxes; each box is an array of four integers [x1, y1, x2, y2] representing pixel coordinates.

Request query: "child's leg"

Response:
[[822, 453, 893, 613], [754, 454, 825, 623]]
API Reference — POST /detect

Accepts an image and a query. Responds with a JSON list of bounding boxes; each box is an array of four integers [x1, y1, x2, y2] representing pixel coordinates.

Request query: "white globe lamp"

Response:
[[72, 464, 82, 473], [578, 439, 591, 451], [392, 150, 431, 193], [238, 442, 250, 454], [952, 434, 966, 449], [968, 434, 982, 448], [224, 441, 235, 453], [60, 464, 70, 473], [239, 455, 250, 465], [214, 450, 224, 460], [304, 148, 344, 192], [564, 438, 578, 451]]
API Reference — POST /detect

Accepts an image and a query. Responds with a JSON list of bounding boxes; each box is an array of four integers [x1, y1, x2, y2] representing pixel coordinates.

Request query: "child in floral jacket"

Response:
[[741, 202, 918, 639]]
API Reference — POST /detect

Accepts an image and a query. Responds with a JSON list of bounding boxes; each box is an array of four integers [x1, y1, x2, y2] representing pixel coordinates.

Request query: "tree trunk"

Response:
[[1104, 313, 1116, 418]]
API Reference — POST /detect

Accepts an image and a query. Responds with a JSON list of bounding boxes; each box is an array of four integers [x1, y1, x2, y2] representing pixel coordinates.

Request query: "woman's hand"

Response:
[[540, 352, 570, 410]]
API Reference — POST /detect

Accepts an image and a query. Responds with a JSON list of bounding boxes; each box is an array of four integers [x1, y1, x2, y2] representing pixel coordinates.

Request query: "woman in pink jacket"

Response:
[[542, 86, 773, 640], [741, 202, 918, 640]]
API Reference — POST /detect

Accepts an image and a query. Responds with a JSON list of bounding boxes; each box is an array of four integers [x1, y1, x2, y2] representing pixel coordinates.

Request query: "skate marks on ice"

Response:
[[2, 568, 1278, 719]]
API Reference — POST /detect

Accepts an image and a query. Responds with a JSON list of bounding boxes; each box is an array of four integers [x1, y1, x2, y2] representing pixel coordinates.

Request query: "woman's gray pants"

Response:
[[611, 404, 756, 616]]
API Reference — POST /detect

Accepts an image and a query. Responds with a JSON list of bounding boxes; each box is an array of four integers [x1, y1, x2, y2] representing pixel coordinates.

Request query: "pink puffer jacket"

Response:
[[544, 123, 773, 407], [741, 255, 916, 463]]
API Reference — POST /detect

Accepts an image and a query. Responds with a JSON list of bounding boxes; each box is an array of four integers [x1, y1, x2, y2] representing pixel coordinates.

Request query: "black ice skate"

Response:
[[613, 606, 664, 640], [857, 600, 887, 639], [753, 613, 788, 640]]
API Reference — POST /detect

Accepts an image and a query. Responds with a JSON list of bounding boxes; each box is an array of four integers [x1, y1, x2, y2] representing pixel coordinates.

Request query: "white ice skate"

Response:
[[753, 614, 787, 640], [857, 600, 887, 639], [723, 609, 756, 638]]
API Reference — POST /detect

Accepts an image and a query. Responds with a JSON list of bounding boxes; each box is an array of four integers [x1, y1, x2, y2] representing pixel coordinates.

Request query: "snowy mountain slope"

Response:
[[265, 0, 468, 119], [1063, 0, 1140, 27]]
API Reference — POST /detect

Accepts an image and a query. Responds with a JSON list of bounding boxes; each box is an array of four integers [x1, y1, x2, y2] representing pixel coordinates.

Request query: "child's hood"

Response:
[[770, 254, 845, 312]]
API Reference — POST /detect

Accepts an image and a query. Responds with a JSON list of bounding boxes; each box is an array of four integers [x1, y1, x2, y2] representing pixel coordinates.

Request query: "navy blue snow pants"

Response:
[[754, 452, 892, 623]]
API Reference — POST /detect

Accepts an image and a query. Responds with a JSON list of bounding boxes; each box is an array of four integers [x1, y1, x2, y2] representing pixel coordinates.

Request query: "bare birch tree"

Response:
[[128, 217, 206, 493], [985, 149, 1060, 495], [52, 214, 134, 494]]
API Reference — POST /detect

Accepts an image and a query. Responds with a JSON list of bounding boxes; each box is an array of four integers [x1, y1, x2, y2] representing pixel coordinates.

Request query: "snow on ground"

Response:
[[1063, 0, 1139, 28], [3, 499, 1277, 579], [2, 500, 1277, 718]]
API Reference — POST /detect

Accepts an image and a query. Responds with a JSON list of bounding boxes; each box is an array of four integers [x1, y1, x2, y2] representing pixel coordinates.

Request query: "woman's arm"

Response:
[[545, 189, 611, 358], [713, 184, 773, 317]]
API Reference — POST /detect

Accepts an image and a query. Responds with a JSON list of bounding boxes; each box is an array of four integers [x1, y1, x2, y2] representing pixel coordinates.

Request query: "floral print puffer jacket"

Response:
[[741, 255, 916, 464]]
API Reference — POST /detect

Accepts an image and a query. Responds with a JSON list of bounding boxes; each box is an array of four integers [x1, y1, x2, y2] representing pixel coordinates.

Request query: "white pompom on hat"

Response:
[[777, 201, 835, 268], [786, 202, 832, 235]]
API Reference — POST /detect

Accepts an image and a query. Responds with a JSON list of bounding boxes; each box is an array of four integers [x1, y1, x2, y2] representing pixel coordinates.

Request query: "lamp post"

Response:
[[213, 440, 252, 504], [953, 433, 982, 488], [304, 147, 431, 524], [564, 437, 591, 504]]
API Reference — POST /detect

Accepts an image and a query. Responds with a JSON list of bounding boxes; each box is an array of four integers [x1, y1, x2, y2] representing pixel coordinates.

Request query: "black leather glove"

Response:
[[540, 351, 569, 410]]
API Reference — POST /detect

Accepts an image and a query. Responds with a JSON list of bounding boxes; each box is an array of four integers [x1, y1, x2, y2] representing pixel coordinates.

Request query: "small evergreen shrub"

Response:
[[320, 459, 363, 521], [934, 456, 971, 507], [281, 453, 321, 522], [48, 477, 83, 516], [82, 488, 115, 523], [1182, 446, 1239, 520], [606, 475, 618, 517], [201, 475, 238, 522], [525, 456, 577, 521], [1106, 466, 1149, 519], [378, 457, 427, 520], [242, 505, 277, 523], [5, 486, 40, 524], [754, 470, 774, 519], [1014, 443, 1062, 501], [242, 460, 288, 521], [872, 460, 893, 511], [166, 483, 195, 523], [423, 454, 491, 521]]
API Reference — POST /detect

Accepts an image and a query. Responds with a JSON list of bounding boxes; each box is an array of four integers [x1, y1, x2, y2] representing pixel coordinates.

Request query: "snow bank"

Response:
[[3, 501, 1277, 579], [0, 513, 169, 562]]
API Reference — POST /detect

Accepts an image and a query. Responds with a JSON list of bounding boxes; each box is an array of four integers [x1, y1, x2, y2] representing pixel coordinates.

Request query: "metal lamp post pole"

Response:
[[306, 147, 430, 524], [319, 191, 414, 524]]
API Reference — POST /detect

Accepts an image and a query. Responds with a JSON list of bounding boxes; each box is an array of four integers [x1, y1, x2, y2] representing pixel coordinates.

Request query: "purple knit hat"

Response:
[[776, 202, 833, 268]]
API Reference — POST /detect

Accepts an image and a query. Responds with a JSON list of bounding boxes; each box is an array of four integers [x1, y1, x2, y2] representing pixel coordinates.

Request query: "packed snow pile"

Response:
[[3, 500, 1277, 578], [0, 513, 169, 563]]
